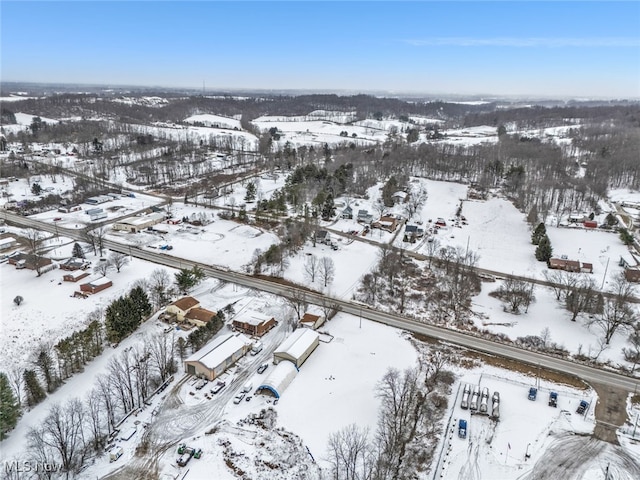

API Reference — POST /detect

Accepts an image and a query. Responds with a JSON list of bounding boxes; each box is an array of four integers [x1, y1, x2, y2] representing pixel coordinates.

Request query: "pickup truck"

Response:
[[210, 381, 225, 394], [458, 419, 467, 439], [577, 400, 589, 415]]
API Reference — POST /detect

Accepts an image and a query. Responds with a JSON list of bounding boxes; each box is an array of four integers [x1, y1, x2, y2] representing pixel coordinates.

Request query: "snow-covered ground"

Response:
[[184, 113, 242, 130]]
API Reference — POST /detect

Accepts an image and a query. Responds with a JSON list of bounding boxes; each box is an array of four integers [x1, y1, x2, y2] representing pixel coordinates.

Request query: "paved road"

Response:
[[3, 211, 639, 393]]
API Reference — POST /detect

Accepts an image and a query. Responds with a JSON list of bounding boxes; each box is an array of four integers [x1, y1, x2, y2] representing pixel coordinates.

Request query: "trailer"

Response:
[[491, 391, 500, 419], [460, 383, 471, 410], [109, 446, 123, 463], [470, 385, 480, 411], [120, 427, 137, 441], [479, 387, 490, 413]]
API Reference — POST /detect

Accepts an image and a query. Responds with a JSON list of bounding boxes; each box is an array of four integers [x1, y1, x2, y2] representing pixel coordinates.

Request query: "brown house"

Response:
[[299, 312, 326, 330], [60, 257, 90, 271], [232, 310, 277, 337], [63, 269, 90, 282], [166, 296, 200, 321], [372, 215, 399, 232], [8, 253, 53, 271], [624, 268, 640, 283], [79, 277, 113, 294], [184, 307, 217, 328], [549, 258, 584, 273]]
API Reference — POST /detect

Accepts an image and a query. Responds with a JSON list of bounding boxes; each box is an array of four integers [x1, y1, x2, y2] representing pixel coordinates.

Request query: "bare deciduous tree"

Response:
[[304, 254, 319, 283], [319, 256, 336, 288], [490, 278, 535, 314], [588, 274, 636, 344], [326, 424, 373, 480], [94, 260, 112, 277], [149, 268, 172, 309], [109, 252, 129, 273]]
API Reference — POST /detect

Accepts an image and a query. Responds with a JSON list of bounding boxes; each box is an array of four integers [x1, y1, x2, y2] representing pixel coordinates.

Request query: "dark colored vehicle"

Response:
[[577, 400, 589, 415], [528, 387, 537, 401], [458, 419, 467, 439], [549, 392, 558, 407]]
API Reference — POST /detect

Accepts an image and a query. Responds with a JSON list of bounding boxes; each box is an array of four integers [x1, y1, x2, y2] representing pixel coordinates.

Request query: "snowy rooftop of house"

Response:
[[65, 269, 88, 279], [85, 276, 112, 287], [0, 237, 16, 246], [170, 296, 199, 311], [274, 328, 319, 359], [186, 332, 251, 369], [235, 310, 274, 326]]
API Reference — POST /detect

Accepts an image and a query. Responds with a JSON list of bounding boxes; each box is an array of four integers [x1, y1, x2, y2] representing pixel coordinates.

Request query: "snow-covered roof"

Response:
[[64, 269, 88, 279], [235, 310, 274, 326], [274, 328, 319, 361], [0, 237, 16, 246], [257, 360, 298, 398], [116, 212, 165, 227], [88, 276, 112, 286], [186, 332, 251, 370]]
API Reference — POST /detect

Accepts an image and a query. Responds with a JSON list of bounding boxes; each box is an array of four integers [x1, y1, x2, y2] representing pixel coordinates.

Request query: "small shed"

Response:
[[624, 268, 640, 283], [273, 328, 320, 368]]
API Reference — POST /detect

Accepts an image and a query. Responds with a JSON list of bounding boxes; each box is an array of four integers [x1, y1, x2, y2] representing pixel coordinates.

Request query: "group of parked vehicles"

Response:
[[460, 383, 500, 419]]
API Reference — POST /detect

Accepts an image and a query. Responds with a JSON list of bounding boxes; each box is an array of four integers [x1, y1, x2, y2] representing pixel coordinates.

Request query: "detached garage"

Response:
[[184, 332, 251, 381], [273, 328, 320, 368], [256, 360, 298, 398]]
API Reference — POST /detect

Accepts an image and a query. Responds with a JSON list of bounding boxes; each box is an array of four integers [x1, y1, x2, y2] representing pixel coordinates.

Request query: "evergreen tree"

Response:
[[31, 183, 42, 195], [535, 235, 553, 262], [0, 372, 20, 440], [619, 228, 634, 245], [244, 181, 257, 202], [36, 348, 58, 393], [72, 242, 85, 259], [531, 222, 547, 245], [321, 194, 336, 220], [174, 268, 195, 294], [129, 285, 152, 321], [105, 296, 140, 343], [23, 369, 46, 407]]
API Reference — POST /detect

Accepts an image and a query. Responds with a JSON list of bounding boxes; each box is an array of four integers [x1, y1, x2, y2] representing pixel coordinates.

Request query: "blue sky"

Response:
[[2, 1, 639, 98]]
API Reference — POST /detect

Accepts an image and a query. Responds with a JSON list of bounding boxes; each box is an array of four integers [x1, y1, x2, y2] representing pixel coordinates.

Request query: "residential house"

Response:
[[8, 253, 53, 271], [60, 257, 90, 271], [184, 307, 217, 328], [341, 205, 353, 219], [166, 296, 200, 321], [357, 209, 374, 224], [232, 310, 277, 337], [548, 258, 589, 273], [299, 312, 325, 330], [0, 237, 17, 251], [372, 215, 398, 232], [392, 191, 408, 204], [403, 224, 425, 242], [315, 230, 332, 245]]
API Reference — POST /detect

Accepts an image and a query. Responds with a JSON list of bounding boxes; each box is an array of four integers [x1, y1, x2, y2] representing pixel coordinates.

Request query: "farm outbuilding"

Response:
[[273, 328, 320, 368], [63, 269, 90, 282], [184, 332, 251, 381], [232, 310, 277, 337], [79, 277, 112, 294], [256, 360, 298, 398]]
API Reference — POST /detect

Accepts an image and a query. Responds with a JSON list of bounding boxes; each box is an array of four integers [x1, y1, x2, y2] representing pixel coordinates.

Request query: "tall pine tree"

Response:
[[23, 369, 46, 407], [535, 235, 553, 262], [0, 372, 20, 440], [531, 222, 547, 245]]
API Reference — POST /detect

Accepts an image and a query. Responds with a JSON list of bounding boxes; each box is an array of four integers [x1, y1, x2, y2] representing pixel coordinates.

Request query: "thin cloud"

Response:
[[404, 37, 640, 47]]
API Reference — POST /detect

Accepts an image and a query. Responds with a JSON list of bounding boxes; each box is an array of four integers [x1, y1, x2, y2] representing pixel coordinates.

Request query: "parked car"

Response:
[[577, 400, 589, 415], [470, 385, 480, 410], [549, 392, 558, 407], [528, 387, 538, 401], [460, 384, 471, 410], [233, 393, 245, 404], [258, 363, 269, 374]]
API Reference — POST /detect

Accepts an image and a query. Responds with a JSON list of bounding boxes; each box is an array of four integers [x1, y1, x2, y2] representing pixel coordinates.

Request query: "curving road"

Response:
[[3, 210, 639, 394]]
